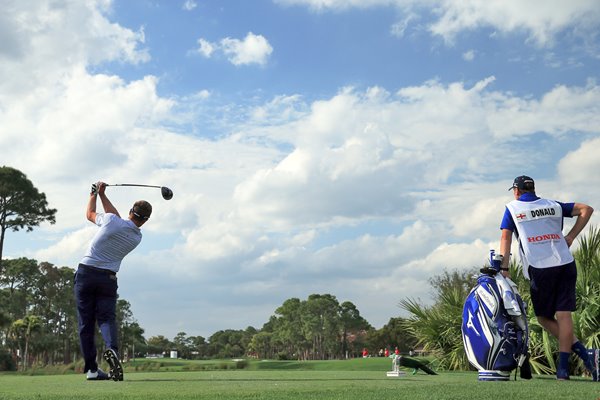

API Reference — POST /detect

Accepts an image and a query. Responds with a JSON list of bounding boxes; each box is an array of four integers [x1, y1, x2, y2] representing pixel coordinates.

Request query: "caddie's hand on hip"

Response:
[[564, 234, 574, 248]]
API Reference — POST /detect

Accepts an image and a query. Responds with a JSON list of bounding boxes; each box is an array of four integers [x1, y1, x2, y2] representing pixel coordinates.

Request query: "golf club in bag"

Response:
[[92, 183, 173, 200], [461, 250, 531, 381]]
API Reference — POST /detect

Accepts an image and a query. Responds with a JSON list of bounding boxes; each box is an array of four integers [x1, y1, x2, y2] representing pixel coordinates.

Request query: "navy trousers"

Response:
[[74, 264, 119, 372]]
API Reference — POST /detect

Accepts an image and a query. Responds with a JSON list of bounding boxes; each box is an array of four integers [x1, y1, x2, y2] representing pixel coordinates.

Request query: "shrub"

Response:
[[0, 349, 16, 371]]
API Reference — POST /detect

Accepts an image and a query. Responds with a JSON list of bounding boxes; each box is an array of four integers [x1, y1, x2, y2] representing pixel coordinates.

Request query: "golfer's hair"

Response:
[[131, 200, 152, 221]]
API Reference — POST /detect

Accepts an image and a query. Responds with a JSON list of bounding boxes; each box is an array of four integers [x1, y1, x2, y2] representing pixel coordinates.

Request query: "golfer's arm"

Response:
[[86, 193, 98, 223], [499, 229, 513, 276], [99, 193, 120, 217]]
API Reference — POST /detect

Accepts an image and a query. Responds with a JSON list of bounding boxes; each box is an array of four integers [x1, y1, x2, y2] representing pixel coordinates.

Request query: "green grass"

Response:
[[0, 359, 598, 400], [122, 356, 401, 372]]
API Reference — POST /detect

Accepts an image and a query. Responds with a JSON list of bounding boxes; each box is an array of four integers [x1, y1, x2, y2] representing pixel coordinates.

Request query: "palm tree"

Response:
[[572, 226, 600, 374], [10, 314, 42, 370], [399, 269, 476, 370]]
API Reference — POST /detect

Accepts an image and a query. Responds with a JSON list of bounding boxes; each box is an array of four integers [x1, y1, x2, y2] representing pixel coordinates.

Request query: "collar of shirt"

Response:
[[518, 192, 540, 202]]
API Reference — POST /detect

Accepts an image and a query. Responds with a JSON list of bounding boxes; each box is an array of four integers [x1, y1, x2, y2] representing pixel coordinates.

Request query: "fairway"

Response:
[[1, 370, 599, 400]]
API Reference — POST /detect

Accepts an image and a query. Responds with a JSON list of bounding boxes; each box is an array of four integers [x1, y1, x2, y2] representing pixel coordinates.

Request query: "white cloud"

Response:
[[274, 0, 400, 12], [428, 0, 600, 47], [222, 77, 600, 241], [221, 32, 273, 66], [195, 33, 273, 66], [0, 0, 149, 99], [197, 38, 215, 58], [390, 12, 419, 38], [488, 80, 600, 138], [34, 227, 97, 267], [557, 137, 600, 199], [462, 49, 475, 61], [182, 0, 197, 11], [276, 0, 600, 48], [250, 94, 304, 119]]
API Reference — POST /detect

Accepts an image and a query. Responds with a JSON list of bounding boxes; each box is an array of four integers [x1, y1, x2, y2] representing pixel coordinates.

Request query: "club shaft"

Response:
[[108, 184, 162, 189]]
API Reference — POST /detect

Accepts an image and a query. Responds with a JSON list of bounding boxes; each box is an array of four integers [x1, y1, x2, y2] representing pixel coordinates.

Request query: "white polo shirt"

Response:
[[80, 213, 142, 273]]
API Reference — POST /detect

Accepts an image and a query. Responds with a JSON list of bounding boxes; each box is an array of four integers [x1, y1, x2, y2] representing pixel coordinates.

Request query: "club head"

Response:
[[161, 186, 173, 200]]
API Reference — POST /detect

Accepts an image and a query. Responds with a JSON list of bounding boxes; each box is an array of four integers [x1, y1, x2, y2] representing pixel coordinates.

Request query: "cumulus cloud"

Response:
[[6, 65, 600, 334], [197, 38, 215, 57], [557, 137, 600, 197], [0, 0, 149, 99], [276, 0, 600, 48], [195, 32, 273, 66], [488, 80, 600, 138], [274, 0, 399, 12], [221, 33, 273, 65], [428, 0, 600, 47]]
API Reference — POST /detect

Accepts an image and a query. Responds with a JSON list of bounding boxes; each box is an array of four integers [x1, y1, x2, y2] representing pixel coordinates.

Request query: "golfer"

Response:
[[74, 181, 152, 381], [499, 175, 598, 381]]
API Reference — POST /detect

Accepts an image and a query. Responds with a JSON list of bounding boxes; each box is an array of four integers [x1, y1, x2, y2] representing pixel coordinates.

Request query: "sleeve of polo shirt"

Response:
[[558, 201, 575, 218], [500, 207, 515, 231], [94, 212, 115, 226]]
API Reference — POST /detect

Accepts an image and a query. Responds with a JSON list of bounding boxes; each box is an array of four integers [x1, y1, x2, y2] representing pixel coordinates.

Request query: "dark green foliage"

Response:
[[248, 294, 371, 360], [0, 166, 57, 274], [366, 317, 416, 354], [400, 267, 479, 370], [0, 257, 144, 370], [0, 347, 16, 371]]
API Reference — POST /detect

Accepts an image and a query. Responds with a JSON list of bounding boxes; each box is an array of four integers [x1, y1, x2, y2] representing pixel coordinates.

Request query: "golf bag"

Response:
[[461, 251, 530, 381]]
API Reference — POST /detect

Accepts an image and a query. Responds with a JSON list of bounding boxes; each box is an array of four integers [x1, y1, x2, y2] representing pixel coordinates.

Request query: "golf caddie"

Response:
[[499, 175, 598, 381], [74, 181, 152, 381]]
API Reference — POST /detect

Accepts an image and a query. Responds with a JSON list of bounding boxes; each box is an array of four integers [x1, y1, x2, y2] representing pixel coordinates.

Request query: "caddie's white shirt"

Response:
[[80, 213, 142, 273], [506, 198, 573, 279]]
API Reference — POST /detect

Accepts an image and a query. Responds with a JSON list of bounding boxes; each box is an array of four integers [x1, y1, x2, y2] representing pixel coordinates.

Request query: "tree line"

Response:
[[0, 257, 414, 370]]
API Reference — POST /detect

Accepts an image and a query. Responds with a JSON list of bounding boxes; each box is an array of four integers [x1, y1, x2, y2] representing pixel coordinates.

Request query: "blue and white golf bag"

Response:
[[461, 251, 530, 381]]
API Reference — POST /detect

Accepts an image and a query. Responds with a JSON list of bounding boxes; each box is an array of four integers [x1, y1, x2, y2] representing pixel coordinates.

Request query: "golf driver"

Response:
[[106, 183, 173, 200]]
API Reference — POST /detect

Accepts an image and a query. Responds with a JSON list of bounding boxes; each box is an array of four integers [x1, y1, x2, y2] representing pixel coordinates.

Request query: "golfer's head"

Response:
[[130, 200, 152, 225]]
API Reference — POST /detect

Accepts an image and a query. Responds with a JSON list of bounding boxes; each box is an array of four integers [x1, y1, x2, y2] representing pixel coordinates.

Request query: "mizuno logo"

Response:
[[466, 311, 480, 336]]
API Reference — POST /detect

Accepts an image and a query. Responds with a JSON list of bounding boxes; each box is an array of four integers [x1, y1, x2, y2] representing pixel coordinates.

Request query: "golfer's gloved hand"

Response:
[[91, 183, 98, 195]]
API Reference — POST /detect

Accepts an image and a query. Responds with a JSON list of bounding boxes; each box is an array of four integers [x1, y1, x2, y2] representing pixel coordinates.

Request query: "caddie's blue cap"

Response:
[[509, 175, 535, 191]]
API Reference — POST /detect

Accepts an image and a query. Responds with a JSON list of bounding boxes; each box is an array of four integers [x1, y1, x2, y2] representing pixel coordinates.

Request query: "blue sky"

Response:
[[2, 0, 600, 339]]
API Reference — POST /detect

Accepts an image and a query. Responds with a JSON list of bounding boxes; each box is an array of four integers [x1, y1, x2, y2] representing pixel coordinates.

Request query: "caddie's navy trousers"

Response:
[[74, 264, 119, 372]]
